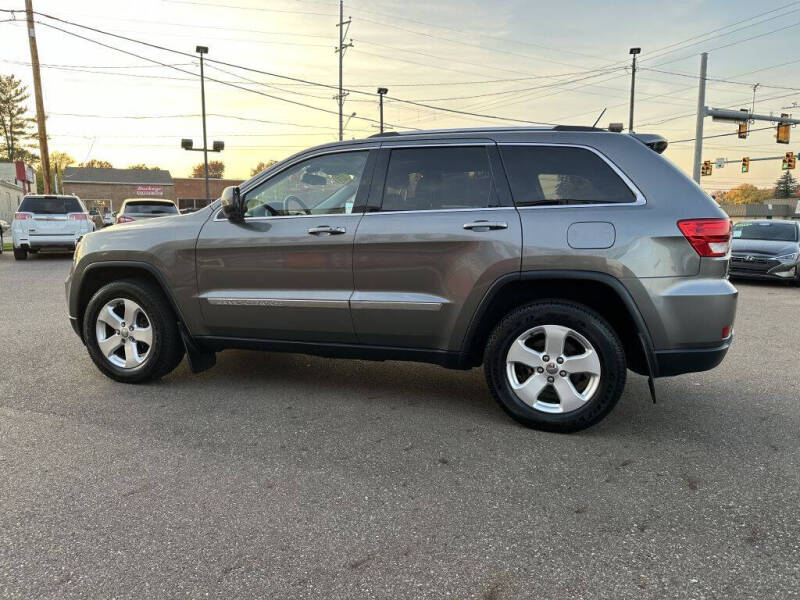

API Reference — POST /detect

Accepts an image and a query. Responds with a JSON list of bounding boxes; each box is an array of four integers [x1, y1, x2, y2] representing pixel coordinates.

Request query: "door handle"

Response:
[[308, 225, 346, 235], [463, 220, 508, 231]]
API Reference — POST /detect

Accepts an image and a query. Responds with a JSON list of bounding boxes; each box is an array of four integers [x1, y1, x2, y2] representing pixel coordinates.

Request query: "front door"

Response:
[[351, 143, 522, 351], [196, 148, 375, 342]]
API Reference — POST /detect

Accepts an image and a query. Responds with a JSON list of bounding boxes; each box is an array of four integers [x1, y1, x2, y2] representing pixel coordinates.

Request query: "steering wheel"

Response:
[[248, 202, 279, 217], [283, 195, 311, 215]]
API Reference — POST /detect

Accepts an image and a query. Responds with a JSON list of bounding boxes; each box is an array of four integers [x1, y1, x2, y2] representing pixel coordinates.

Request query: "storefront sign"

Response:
[[136, 185, 164, 196]]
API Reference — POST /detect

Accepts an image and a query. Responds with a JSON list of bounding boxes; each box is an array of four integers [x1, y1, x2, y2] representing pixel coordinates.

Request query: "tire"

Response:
[[82, 279, 185, 383], [13, 247, 27, 260], [484, 301, 626, 433]]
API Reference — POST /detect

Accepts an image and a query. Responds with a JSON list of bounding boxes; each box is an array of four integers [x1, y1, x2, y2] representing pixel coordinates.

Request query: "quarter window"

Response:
[[244, 151, 368, 217], [380, 146, 496, 212], [500, 146, 636, 206]]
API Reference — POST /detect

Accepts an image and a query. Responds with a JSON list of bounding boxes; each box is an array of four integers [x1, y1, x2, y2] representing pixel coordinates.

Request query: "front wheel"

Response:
[[484, 301, 626, 433], [82, 279, 185, 383]]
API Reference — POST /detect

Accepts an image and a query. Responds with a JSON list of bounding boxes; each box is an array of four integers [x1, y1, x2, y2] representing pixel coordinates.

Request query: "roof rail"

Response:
[[368, 131, 401, 138], [551, 125, 606, 132]]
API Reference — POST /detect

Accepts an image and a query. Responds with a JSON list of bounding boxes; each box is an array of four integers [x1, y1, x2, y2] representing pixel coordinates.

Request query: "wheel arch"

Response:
[[75, 261, 188, 338], [460, 270, 656, 376]]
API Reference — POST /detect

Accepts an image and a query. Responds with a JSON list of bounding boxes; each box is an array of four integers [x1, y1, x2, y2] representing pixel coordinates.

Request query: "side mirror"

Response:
[[220, 186, 245, 223]]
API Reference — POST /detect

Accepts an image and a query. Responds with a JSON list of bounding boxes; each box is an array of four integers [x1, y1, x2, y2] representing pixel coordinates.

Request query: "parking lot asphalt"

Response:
[[0, 251, 798, 599]]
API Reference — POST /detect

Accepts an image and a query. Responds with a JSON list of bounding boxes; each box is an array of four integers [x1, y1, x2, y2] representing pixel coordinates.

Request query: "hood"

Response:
[[731, 238, 798, 257]]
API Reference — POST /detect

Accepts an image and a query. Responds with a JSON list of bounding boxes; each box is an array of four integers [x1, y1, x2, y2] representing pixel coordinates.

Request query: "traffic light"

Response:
[[741, 157, 750, 173], [782, 152, 796, 170], [701, 160, 713, 176], [737, 122, 748, 139], [777, 114, 791, 144]]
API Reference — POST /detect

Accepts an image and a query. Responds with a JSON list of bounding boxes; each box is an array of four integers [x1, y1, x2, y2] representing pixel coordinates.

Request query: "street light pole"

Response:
[[196, 45, 210, 203], [628, 47, 641, 133], [377, 87, 388, 133]]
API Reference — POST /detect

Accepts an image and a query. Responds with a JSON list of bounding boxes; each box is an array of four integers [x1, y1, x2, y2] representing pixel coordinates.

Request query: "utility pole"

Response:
[[692, 52, 708, 184], [628, 47, 640, 133], [377, 87, 388, 133], [196, 45, 210, 203], [25, 0, 52, 194], [335, 1, 352, 141]]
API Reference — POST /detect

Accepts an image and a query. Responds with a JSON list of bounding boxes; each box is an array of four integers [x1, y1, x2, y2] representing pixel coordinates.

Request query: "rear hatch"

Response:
[[119, 200, 179, 222], [16, 196, 88, 237]]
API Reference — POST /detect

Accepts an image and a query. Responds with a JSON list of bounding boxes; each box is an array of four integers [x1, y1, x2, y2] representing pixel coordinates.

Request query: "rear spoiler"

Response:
[[631, 133, 668, 154]]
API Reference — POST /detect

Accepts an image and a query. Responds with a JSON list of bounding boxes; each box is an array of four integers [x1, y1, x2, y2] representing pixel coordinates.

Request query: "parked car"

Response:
[[103, 211, 115, 227], [65, 126, 738, 432], [115, 198, 179, 224], [12, 194, 93, 260], [88, 207, 104, 230], [729, 220, 800, 285], [0, 219, 9, 253]]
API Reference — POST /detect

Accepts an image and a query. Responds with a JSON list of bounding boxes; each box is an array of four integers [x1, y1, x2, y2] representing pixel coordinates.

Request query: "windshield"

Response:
[[733, 221, 798, 242], [124, 201, 178, 215], [18, 196, 83, 214]]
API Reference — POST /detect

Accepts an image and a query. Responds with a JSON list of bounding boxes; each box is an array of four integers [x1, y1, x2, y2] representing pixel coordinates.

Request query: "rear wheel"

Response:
[[13, 247, 27, 260], [484, 301, 626, 433], [83, 279, 185, 383]]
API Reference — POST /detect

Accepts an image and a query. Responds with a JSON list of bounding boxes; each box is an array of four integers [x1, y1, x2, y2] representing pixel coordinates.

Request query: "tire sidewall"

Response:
[[486, 302, 626, 432], [83, 281, 167, 382]]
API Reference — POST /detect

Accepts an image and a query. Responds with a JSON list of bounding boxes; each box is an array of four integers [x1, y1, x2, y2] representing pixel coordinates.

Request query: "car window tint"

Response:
[[500, 146, 636, 206], [244, 151, 368, 218], [125, 202, 178, 215], [733, 221, 798, 242], [381, 146, 495, 212], [19, 196, 83, 214]]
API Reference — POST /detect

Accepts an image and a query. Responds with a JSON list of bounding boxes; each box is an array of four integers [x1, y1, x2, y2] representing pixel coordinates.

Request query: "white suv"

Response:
[[11, 194, 94, 260]]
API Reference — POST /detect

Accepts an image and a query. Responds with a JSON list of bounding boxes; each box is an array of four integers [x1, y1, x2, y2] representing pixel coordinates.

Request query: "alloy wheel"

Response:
[[94, 298, 153, 369]]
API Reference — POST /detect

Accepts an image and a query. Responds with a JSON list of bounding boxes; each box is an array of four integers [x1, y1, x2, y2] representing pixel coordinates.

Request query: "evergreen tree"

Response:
[[774, 171, 798, 199], [0, 74, 37, 163]]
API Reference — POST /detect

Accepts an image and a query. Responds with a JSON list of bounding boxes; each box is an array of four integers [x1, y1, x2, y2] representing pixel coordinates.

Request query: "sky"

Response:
[[1, 0, 799, 189]]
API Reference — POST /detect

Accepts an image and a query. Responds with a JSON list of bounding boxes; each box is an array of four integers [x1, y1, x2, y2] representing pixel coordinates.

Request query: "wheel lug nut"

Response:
[[560, 371, 567, 377], [542, 355, 550, 362], [556, 357, 564, 364], [547, 376, 554, 383], [537, 367, 544, 373]]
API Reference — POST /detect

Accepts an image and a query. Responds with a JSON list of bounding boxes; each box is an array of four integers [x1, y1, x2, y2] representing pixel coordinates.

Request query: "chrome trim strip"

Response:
[[350, 300, 443, 311], [206, 297, 348, 308], [213, 210, 361, 222], [496, 142, 646, 208], [362, 206, 512, 217]]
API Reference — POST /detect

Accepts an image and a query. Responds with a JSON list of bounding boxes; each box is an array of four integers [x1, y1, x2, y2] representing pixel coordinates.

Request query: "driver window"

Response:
[[244, 151, 369, 218]]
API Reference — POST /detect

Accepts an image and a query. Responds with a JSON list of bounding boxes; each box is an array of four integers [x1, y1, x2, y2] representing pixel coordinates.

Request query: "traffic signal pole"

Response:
[[692, 53, 708, 184]]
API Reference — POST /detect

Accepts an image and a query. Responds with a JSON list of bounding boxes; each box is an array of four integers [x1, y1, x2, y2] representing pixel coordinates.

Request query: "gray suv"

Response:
[[65, 127, 738, 432]]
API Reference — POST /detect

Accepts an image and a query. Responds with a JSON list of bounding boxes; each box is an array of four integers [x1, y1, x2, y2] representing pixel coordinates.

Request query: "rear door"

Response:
[[351, 141, 522, 351], [19, 195, 86, 237]]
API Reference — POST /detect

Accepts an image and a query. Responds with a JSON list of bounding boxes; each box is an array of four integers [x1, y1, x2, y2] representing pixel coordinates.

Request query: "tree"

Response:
[[251, 160, 277, 176], [773, 171, 798, 199], [78, 159, 113, 168], [128, 163, 161, 170], [0, 74, 37, 163], [724, 184, 771, 205], [191, 160, 224, 178], [50, 151, 75, 191]]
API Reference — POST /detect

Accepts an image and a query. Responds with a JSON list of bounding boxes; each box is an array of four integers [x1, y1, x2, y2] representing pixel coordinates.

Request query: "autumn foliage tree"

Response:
[[251, 160, 277, 176], [191, 160, 225, 178], [722, 184, 772, 205], [79, 159, 113, 168]]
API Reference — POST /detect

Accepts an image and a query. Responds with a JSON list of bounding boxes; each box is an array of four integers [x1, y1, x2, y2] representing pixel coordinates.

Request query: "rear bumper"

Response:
[[654, 336, 733, 377], [19, 234, 78, 249]]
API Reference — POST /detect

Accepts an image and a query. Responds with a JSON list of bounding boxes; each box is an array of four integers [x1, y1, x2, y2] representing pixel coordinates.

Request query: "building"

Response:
[[0, 161, 36, 223], [720, 198, 800, 222], [173, 177, 245, 211], [62, 167, 174, 213]]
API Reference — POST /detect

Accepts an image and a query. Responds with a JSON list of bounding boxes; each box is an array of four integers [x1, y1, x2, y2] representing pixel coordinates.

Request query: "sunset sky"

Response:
[[1, 0, 799, 190]]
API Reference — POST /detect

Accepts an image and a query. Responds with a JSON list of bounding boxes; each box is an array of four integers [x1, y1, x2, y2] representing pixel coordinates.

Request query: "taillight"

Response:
[[116, 216, 135, 224], [68, 212, 88, 221], [677, 218, 731, 257], [14, 212, 33, 220]]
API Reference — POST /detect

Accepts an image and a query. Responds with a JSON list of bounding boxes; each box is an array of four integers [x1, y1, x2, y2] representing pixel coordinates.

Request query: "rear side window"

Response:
[[124, 202, 178, 215], [18, 196, 83, 214], [380, 146, 497, 212], [500, 146, 636, 206]]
